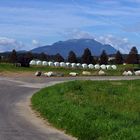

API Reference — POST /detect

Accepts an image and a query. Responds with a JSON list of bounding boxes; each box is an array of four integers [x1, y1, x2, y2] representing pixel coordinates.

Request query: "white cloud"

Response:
[[96, 35, 133, 53], [32, 39, 40, 47], [0, 37, 25, 52], [61, 30, 134, 53], [0, 1, 139, 52], [61, 29, 95, 39], [0, 35, 135, 54]]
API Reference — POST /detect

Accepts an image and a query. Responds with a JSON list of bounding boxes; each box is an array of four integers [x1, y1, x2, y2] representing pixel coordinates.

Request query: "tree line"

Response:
[[0, 46, 139, 66]]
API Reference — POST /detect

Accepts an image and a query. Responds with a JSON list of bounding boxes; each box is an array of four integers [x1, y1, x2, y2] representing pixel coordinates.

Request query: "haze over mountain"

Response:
[[31, 39, 117, 57]]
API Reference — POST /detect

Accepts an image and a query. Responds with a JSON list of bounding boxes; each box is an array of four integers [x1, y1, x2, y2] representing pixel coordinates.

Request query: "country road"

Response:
[[0, 76, 140, 140]]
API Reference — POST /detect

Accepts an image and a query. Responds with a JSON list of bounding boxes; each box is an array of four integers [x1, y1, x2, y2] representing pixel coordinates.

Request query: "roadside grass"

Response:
[[0, 63, 140, 76], [31, 80, 140, 140]]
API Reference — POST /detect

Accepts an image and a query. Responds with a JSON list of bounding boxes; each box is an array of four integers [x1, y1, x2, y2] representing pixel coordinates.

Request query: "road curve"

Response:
[[0, 76, 140, 140]]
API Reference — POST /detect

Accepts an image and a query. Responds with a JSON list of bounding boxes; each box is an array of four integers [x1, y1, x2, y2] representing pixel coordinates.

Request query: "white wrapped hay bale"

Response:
[[54, 62, 60, 67], [111, 65, 117, 70], [135, 70, 140, 76], [66, 62, 71, 68], [106, 65, 111, 70], [69, 72, 78, 76], [76, 63, 82, 68], [36, 60, 42, 66], [71, 63, 77, 68], [122, 71, 128, 76], [35, 71, 42, 76], [100, 64, 106, 70], [48, 61, 54, 67], [127, 71, 133, 76], [44, 71, 54, 77], [95, 64, 100, 70], [82, 71, 91, 75], [82, 64, 88, 69], [98, 70, 105, 76], [60, 62, 66, 67], [30, 60, 36, 65], [88, 64, 94, 69], [42, 61, 48, 66], [122, 71, 133, 76]]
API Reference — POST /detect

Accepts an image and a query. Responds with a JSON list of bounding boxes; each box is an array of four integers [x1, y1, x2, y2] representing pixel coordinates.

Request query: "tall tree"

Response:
[[17, 54, 29, 67], [81, 48, 93, 64], [25, 52, 34, 61], [68, 51, 77, 63], [115, 50, 123, 64], [54, 53, 64, 62], [126, 46, 139, 64], [39, 52, 47, 61], [10, 49, 17, 63], [100, 50, 108, 64]]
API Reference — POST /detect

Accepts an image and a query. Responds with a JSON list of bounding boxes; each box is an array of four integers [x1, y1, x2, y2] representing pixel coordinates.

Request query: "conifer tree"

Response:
[[68, 51, 77, 63], [54, 53, 64, 62], [115, 50, 123, 64], [126, 47, 139, 64], [10, 49, 17, 63], [39, 52, 47, 61], [100, 50, 108, 64], [81, 48, 93, 64]]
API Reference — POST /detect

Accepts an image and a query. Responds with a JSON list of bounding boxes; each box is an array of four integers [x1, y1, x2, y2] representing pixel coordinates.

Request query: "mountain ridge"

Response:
[[31, 39, 117, 57]]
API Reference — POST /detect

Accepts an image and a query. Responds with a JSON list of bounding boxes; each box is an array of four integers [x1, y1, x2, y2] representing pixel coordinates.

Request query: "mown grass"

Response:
[[0, 63, 140, 76], [31, 80, 140, 140]]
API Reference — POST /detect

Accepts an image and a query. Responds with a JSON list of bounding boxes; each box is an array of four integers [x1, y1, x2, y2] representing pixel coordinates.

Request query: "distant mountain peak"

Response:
[[31, 38, 117, 57]]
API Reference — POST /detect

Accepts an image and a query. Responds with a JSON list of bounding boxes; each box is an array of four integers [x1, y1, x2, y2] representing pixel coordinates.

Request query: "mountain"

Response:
[[31, 39, 117, 57]]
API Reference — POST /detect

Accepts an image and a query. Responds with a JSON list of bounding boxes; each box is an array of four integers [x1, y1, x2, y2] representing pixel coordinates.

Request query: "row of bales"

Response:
[[30, 60, 117, 70]]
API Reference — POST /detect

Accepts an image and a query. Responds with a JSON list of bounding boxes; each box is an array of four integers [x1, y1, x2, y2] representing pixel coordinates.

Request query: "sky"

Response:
[[0, 0, 140, 53]]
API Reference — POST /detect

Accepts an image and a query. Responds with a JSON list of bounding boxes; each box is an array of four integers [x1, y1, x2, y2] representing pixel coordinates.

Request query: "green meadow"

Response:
[[0, 63, 139, 76], [31, 80, 140, 140]]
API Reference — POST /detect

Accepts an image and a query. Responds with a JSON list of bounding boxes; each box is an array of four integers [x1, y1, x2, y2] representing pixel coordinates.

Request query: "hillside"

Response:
[[31, 39, 117, 57]]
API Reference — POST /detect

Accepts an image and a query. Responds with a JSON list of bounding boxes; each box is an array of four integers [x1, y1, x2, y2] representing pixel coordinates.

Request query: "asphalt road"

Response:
[[0, 76, 140, 140]]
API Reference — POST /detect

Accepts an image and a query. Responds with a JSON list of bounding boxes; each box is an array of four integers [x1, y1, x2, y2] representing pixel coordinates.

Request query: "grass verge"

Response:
[[0, 63, 140, 76], [31, 80, 140, 140]]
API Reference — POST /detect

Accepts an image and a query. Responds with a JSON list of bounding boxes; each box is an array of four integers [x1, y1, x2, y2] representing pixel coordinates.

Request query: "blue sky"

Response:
[[0, 0, 140, 53]]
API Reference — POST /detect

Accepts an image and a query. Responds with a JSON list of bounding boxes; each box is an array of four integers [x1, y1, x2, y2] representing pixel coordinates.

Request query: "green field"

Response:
[[31, 80, 140, 140], [0, 63, 139, 76]]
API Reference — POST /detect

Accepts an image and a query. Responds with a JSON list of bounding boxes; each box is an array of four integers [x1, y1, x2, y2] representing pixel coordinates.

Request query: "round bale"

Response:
[[111, 65, 117, 70], [36, 60, 42, 66], [88, 64, 94, 69], [71, 63, 77, 68], [42, 61, 48, 66], [100, 64, 106, 70], [48, 61, 54, 67], [66, 62, 71, 68], [60, 62, 66, 67], [82, 64, 88, 69], [95, 64, 100, 70], [54, 62, 60, 67], [30, 60, 36, 65]]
